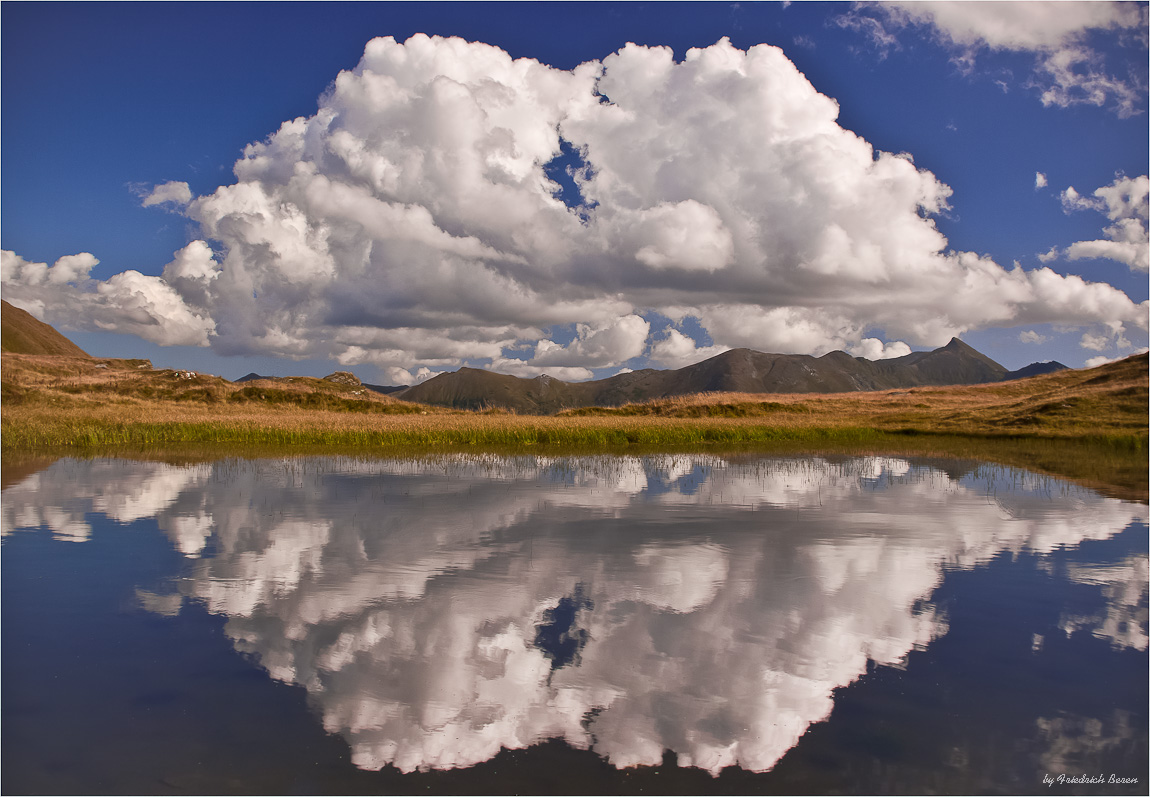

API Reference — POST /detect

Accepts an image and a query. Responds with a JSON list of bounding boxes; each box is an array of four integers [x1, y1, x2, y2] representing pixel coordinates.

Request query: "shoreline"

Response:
[[3, 431, 1145, 504], [4, 351, 1145, 500]]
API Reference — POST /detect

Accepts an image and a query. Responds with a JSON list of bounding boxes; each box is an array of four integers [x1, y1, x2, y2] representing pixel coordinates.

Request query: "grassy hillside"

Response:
[[2, 350, 1145, 500], [563, 352, 1148, 437], [1, 300, 89, 357], [0, 353, 422, 413], [3, 350, 1143, 447]]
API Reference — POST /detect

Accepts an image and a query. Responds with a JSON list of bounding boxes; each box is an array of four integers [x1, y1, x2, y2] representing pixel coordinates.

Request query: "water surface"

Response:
[[2, 454, 1146, 794]]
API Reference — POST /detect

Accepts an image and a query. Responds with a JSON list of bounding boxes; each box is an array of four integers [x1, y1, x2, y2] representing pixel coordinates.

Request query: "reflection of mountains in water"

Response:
[[2, 455, 1146, 776]]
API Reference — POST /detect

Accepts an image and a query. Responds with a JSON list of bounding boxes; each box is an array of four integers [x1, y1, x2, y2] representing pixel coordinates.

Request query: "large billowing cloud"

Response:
[[3, 35, 1146, 377]]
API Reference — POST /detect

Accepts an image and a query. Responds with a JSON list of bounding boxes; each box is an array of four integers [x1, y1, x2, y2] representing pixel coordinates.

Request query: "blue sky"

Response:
[[3, 2, 1147, 382]]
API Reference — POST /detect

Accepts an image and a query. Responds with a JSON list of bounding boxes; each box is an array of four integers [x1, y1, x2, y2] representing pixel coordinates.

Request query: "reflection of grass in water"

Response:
[[2, 352, 1144, 499], [2, 434, 1145, 503]]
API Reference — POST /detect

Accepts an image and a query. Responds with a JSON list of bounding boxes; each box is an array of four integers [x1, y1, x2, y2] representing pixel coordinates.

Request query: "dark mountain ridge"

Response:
[[397, 338, 1070, 414], [0, 301, 1070, 415]]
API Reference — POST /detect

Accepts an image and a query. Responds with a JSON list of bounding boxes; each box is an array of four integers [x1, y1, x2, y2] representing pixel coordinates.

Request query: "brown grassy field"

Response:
[[2, 351, 1146, 499], [564, 352, 1149, 438], [3, 350, 1145, 444]]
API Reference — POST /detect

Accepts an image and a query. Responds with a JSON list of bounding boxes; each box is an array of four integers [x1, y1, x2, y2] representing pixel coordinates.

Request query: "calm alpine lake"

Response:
[[2, 454, 1146, 795]]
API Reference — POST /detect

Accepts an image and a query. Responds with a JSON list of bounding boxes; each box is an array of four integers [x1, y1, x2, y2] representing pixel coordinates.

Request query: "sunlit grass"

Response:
[[1, 402, 894, 448], [2, 351, 1145, 499]]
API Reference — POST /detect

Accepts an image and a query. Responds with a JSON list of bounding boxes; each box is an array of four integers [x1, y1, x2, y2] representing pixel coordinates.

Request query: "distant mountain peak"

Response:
[[1004, 361, 1069, 381], [397, 338, 1031, 413]]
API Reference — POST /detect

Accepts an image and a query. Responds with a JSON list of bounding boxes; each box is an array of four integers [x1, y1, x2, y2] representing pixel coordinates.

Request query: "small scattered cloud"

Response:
[[1061, 185, 1101, 213], [1061, 175, 1149, 272], [846, 337, 912, 360], [1019, 330, 1048, 344], [383, 365, 434, 385], [834, 10, 901, 58], [141, 180, 193, 208], [486, 358, 595, 382], [1035, 172, 1048, 190], [1035, 43, 1144, 118], [1080, 320, 1134, 352], [842, 2, 1148, 116]]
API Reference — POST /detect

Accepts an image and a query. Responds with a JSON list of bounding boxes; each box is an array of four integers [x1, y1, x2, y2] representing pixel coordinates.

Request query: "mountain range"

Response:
[[1, 300, 1069, 415], [395, 339, 1067, 414]]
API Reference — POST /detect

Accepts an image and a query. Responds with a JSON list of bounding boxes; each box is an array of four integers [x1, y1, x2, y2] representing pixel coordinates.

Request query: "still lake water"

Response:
[[2, 454, 1146, 795]]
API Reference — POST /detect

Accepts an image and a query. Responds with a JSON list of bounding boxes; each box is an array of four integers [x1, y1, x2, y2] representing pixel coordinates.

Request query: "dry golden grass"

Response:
[[562, 354, 1149, 440], [2, 352, 1145, 453], [1, 353, 415, 411], [2, 350, 1146, 500]]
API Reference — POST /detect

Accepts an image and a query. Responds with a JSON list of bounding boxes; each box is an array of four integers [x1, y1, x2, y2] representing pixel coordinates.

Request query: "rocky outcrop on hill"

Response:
[[323, 371, 362, 386]]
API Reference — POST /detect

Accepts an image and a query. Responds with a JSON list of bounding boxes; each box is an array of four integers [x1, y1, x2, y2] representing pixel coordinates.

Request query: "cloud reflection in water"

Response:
[[2, 454, 1145, 776]]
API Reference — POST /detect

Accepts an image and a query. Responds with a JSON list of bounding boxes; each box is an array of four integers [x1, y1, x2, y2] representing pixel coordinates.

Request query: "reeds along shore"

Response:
[[2, 351, 1146, 500], [2, 350, 1145, 449]]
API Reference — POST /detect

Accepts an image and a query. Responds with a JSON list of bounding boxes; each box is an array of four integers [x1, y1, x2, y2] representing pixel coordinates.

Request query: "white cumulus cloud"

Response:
[[649, 328, 730, 369], [96, 269, 217, 346], [7, 35, 1147, 376], [2, 246, 216, 347], [846, 337, 912, 360], [384, 365, 435, 386], [527, 315, 651, 369]]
